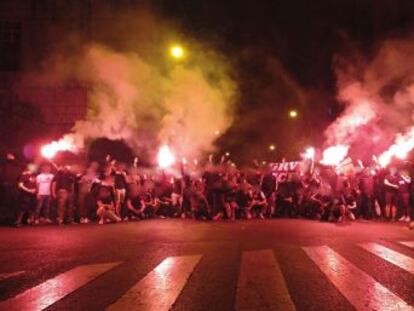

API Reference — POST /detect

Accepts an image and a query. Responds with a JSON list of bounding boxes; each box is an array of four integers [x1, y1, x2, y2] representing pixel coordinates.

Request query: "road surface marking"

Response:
[[0, 270, 24, 281], [107, 255, 202, 311], [0, 262, 120, 311], [235, 249, 296, 311], [359, 243, 414, 274], [303, 245, 413, 311], [398, 241, 414, 249]]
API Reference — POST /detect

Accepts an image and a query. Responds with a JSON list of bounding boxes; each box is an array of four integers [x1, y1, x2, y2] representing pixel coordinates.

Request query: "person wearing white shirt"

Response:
[[35, 164, 54, 224]]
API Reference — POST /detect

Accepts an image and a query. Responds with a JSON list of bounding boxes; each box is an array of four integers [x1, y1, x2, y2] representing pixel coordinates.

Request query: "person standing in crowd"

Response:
[[374, 167, 387, 218], [276, 173, 295, 218], [77, 165, 100, 224], [261, 171, 277, 217], [34, 163, 54, 224], [384, 167, 400, 221], [189, 180, 210, 220], [358, 168, 375, 219], [397, 169, 411, 222], [15, 164, 37, 227], [1, 153, 21, 224], [52, 165, 76, 225], [113, 163, 128, 219]]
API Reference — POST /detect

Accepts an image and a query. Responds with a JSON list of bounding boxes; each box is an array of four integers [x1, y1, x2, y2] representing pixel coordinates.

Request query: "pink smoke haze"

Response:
[[324, 82, 378, 147], [320, 145, 349, 166]]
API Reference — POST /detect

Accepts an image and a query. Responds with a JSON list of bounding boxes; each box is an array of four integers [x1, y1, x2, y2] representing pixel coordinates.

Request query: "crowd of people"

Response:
[[1, 153, 414, 229]]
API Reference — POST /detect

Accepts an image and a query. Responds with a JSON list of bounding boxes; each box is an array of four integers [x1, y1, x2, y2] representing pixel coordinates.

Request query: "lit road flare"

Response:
[[302, 147, 315, 160], [158, 145, 175, 169], [320, 145, 349, 166], [378, 128, 414, 167], [41, 138, 76, 159]]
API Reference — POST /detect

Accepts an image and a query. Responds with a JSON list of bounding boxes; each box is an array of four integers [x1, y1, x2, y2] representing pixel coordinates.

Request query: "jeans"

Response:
[[35, 195, 51, 219], [57, 189, 74, 223]]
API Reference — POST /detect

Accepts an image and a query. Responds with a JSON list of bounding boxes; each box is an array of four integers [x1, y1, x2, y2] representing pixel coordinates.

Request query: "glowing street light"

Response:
[[289, 109, 298, 119], [169, 45, 185, 60], [269, 144, 276, 151]]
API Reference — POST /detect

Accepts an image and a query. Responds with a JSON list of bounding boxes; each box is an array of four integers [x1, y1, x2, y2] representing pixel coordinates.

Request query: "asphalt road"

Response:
[[0, 219, 413, 311]]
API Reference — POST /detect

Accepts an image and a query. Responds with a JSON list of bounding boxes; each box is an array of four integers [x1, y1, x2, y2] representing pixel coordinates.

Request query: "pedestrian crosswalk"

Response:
[[0, 241, 413, 311], [399, 240, 414, 249], [359, 243, 414, 274], [0, 271, 24, 282], [303, 245, 413, 311], [0, 262, 121, 311], [236, 249, 295, 311], [107, 255, 201, 311]]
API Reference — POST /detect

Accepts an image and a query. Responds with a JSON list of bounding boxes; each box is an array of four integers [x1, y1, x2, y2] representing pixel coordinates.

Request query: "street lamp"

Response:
[[169, 44, 185, 60], [289, 110, 298, 119], [269, 144, 276, 151]]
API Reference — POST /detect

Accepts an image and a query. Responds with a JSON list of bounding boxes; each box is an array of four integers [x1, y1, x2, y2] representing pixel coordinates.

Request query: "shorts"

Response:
[[19, 193, 36, 213], [385, 192, 398, 206]]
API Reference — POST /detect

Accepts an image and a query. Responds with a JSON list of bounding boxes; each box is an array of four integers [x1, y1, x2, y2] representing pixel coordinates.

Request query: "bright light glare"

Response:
[[158, 145, 175, 169], [41, 139, 75, 159], [302, 147, 315, 160], [170, 45, 184, 59], [320, 145, 349, 166], [289, 110, 298, 118], [269, 144, 276, 151]]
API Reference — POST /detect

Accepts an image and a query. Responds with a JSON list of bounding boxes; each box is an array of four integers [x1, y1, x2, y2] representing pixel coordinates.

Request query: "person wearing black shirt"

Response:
[[126, 183, 146, 219], [52, 166, 76, 225], [261, 172, 277, 217], [1, 153, 21, 224], [397, 169, 411, 223], [15, 164, 37, 227], [358, 168, 375, 219], [384, 168, 399, 221]]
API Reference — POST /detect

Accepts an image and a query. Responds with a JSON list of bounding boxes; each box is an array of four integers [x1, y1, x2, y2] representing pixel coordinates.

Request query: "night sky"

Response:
[[155, 0, 414, 162], [4, 0, 414, 164]]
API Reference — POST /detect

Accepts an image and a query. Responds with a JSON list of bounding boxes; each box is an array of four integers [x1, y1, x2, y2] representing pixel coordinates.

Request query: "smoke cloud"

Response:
[[324, 35, 414, 160], [17, 10, 237, 163]]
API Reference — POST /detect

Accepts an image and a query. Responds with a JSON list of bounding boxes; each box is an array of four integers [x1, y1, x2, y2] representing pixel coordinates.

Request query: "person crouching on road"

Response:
[[125, 183, 146, 220], [96, 185, 121, 225]]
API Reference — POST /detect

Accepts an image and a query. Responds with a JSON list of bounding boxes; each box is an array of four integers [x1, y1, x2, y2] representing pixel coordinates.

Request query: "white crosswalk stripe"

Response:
[[236, 249, 296, 311], [0, 271, 24, 282], [0, 262, 121, 311], [359, 243, 414, 274], [398, 241, 414, 249], [1, 242, 414, 310], [106, 255, 202, 311], [303, 245, 413, 311]]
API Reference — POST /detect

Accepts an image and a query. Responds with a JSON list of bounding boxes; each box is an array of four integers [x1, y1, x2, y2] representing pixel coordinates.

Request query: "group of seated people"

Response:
[[5, 156, 414, 228]]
